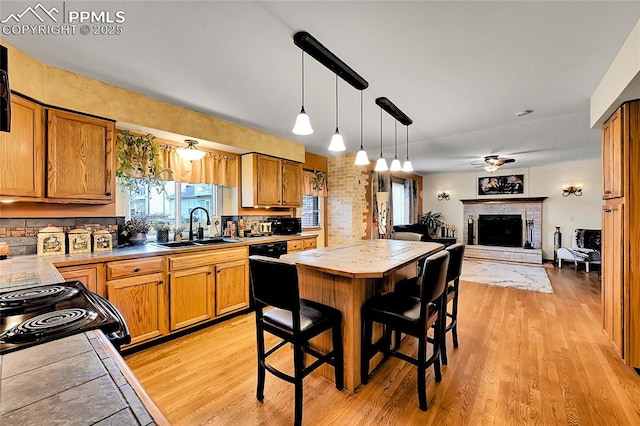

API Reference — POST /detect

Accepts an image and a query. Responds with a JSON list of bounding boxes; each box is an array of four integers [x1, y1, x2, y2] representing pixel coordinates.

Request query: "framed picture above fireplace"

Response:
[[478, 174, 525, 196]]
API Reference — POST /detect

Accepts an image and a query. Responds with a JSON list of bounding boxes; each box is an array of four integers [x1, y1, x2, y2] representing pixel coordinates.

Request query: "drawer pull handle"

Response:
[[159, 280, 164, 285], [134, 267, 141, 272], [105, 192, 112, 196], [604, 209, 612, 213]]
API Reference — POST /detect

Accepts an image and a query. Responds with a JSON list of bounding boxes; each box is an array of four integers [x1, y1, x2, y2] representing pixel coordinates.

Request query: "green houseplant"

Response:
[[419, 211, 444, 237], [121, 217, 151, 245], [116, 131, 171, 195]]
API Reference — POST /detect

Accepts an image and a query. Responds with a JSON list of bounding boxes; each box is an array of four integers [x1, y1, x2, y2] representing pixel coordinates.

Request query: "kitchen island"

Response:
[[281, 239, 443, 392]]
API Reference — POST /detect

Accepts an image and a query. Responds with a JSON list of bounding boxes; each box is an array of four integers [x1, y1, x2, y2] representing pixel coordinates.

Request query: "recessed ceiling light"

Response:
[[515, 109, 534, 117]]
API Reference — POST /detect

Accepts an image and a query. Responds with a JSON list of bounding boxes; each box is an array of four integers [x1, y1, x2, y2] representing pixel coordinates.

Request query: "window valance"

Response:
[[160, 145, 237, 187]]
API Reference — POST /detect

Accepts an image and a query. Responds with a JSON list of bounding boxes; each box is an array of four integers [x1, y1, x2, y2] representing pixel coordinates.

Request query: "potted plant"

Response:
[[419, 211, 444, 238], [154, 222, 171, 243], [173, 226, 186, 242], [116, 130, 171, 195], [121, 217, 151, 245]]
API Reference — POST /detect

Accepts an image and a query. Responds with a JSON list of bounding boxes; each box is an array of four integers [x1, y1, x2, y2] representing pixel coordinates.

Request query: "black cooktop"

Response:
[[0, 281, 121, 355]]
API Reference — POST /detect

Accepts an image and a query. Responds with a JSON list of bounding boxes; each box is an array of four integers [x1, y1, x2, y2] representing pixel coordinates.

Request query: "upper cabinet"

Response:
[[0, 94, 115, 204], [602, 108, 623, 199], [0, 94, 45, 200], [47, 109, 115, 203], [241, 153, 302, 208]]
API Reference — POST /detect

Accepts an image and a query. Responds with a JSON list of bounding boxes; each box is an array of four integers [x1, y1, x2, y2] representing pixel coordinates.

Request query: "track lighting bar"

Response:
[[375, 97, 413, 125], [293, 31, 369, 90]]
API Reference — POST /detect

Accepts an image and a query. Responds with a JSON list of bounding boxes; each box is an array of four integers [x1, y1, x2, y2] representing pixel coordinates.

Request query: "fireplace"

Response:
[[478, 214, 522, 247]]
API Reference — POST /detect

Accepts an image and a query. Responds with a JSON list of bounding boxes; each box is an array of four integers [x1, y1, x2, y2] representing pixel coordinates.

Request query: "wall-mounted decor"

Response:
[[478, 174, 524, 196]]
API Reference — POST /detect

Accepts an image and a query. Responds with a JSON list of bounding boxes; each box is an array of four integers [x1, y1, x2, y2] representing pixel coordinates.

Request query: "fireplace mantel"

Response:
[[460, 197, 547, 204]]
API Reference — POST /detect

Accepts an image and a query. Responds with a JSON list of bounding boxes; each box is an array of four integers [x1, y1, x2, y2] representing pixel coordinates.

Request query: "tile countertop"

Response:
[[0, 331, 169, 425]]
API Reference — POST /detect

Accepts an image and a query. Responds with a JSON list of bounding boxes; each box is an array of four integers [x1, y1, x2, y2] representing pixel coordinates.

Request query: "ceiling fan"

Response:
[[472, 155, 516, 172]]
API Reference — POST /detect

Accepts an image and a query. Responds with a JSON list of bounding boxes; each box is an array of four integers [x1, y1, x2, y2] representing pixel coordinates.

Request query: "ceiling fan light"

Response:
[[390, 157, 402, 171], [402, 159, 414, 172], [177, 140, 207, 162], [328, 130, 346, 152], [354, 149, 370, 165], [484, 164, 499, 172], [292, 107, 313, 135], [374, 156, 388, 172]]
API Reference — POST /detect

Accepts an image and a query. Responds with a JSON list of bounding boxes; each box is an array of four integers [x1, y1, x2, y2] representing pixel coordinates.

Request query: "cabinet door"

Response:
[[58, 265, 101, 295], [47, 109, 114, 203], [215, 259, 249, 317], [0, 95, 44, 199], [107, 273, 168, 346], [303, 237, 317, 250], [282, 160, 302, 207], [602, 202, 624, 358], [602, 108, 623, 199], [169, 265, 214, 331], [256, 155, 282, 205], [287, 239, 303, 253]]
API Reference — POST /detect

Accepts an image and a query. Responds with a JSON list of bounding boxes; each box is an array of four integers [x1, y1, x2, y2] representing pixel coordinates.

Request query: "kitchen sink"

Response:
[[192, 238, 238, 245], [152, 241, 199, 248]]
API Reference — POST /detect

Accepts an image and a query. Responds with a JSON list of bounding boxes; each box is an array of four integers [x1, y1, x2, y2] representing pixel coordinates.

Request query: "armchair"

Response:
[[556, 229, 601, 273]]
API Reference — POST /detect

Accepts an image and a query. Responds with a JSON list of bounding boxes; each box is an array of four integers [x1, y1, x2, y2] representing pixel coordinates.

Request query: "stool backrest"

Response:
[[418, 250, 450, 310], [391, 232, 424, 241], [445, 243, 465, 283], [249, 255, 300, 313]]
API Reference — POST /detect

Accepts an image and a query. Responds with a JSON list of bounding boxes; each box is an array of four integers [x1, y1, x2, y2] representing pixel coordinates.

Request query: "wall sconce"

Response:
[[437, 191, 450, 201], [562, 184, 583, 197]]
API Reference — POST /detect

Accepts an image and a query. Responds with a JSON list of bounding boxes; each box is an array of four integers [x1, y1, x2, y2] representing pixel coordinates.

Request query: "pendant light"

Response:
[[177, 139, 206, 162], [292, 51, 313, 135], [354, 90, 370, 165], [402, 124, 414, 172], [389, 120, 402, 171], [328, 75, 346, 152], [374, 108, 388, 171]]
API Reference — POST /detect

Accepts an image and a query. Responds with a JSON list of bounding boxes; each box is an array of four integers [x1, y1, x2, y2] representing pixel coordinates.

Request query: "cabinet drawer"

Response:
[[287, 240, 303, 252], [106, 257, 164, 280], [169, 246, 248, 271], [303, 238, 317, 250]]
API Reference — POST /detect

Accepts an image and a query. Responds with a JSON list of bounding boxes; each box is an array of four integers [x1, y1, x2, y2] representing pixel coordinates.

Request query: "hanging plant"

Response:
[[310, 171, 327, 192], [116, 130, 171, 195]]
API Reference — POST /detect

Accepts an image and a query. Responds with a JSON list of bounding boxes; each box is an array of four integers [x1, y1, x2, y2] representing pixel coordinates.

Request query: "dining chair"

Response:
[[360, 250, 449, 411], [249, 255, 344, 426], [391, 231, 424, 241]]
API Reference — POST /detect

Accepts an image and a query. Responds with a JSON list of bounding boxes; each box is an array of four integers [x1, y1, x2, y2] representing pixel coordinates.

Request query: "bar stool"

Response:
[[249, 255, 344, 426], [360, 250, 449, 411]]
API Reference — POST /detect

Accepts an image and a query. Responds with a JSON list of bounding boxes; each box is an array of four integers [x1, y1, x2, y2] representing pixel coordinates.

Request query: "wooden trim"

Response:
[[94, 331, 171, 426], [460, 197, 548, 204]]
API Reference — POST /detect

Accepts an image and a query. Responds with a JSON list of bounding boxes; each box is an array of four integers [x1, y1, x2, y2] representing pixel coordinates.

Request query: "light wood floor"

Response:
[[125, 265, 640, 425]]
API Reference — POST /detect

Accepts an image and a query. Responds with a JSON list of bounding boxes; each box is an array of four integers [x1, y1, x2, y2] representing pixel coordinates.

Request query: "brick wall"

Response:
[[327, 155, 371, 246]]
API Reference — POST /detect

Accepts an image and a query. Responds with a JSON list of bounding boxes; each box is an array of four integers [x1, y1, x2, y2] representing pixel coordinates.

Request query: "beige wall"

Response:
[[422, 159, 603, 260]]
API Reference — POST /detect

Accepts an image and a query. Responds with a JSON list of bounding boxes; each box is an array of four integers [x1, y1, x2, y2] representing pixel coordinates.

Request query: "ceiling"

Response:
[[3, 1, 640, 174]]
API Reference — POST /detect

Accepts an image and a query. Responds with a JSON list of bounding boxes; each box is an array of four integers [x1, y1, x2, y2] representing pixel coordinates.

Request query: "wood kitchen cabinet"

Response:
[[287, 237, 317, 253], [215, 258, 249, 317], [0, 94, 45, 201], [602, 108, 623, 199], [600, 100, 640, 368], [241, 153, 302, 207], [47, 108, 115, 203], [168, 253, 215, 331], [57, 263, 105, 297], [106, 257, 168, 346]]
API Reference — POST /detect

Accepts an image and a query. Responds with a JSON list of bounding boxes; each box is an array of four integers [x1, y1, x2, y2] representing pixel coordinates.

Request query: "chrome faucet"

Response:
[[188, 207, 211, 241]]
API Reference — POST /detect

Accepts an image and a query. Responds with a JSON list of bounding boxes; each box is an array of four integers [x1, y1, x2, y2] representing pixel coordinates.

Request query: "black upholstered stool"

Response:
[[360, 250, 449, 411], [249, 255, 344, 426]]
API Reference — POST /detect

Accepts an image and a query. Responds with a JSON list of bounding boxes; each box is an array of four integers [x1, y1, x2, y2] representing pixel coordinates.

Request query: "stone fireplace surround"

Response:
[[462, 197, 547, 264]]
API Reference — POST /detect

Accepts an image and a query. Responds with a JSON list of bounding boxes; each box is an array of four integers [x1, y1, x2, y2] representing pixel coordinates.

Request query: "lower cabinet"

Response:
[[287, 236, 318, 253], [105, 256, 168, 346], [215, 259, 249, 317], [57, 264, 103, 296], [602, 201, 624, 357], [168, 263, 214, 331]]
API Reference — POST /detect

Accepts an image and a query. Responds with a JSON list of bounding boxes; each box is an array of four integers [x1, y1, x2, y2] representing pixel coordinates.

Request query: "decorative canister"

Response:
[[93, 229, 113, 252], [37, 226, 66, 256], [68, 228, 91, 254]]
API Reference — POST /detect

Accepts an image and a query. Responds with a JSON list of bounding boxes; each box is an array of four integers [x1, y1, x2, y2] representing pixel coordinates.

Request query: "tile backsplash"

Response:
[[0, 217, 124, 256]]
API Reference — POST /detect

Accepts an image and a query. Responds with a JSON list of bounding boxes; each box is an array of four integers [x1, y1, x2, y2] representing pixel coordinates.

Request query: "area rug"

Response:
[[460, 259, 553, 293]]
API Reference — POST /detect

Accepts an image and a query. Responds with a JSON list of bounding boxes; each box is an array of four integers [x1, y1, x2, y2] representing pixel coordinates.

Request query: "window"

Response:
[[301, 195, 322, 229], [127, 180, 220, 238], [392, 180, 410, 226]]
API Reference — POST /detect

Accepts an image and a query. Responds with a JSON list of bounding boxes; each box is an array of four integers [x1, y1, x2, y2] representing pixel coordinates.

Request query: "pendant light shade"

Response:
[[389, 120, 402, 171], [354, 90, 370, 166], [328, 75, 346, 152], [374, 108, 388, 172], [402, 125, 414, 172], [292, 51, 313, 135], [177, 140, 206, 162]]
